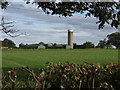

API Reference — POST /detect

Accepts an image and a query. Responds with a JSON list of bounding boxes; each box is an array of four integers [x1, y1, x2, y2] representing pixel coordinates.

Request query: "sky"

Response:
[[0, 1, 119, 47]]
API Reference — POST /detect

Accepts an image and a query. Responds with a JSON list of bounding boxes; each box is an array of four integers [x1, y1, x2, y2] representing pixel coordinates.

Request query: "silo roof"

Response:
[[68, 29, 73, 32]]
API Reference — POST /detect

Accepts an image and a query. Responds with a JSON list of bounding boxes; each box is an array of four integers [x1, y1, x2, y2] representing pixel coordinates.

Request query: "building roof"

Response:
[[27, 44, 39, 47]]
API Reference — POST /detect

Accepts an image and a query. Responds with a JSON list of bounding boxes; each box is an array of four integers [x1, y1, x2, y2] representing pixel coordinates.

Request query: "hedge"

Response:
[[2, 62, 120, 89]]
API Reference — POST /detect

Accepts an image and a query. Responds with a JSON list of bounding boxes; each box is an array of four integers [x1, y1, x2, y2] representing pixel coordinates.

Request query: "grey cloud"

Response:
[[23, 21, 33, 25]]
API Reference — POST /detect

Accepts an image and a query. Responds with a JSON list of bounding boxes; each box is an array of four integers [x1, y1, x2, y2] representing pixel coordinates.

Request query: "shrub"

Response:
[[2, 62, 120, 89]]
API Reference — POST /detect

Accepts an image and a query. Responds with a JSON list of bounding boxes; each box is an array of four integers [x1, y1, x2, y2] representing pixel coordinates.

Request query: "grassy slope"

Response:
[[2, 49, 118, 68]]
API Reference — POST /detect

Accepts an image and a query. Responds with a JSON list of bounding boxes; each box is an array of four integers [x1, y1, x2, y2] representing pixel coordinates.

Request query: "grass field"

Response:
[[2, 49, 118, 69]]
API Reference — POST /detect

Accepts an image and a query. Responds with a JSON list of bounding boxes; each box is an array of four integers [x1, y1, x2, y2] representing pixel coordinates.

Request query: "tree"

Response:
[[83, 41, 94, 49], [96, 39, 112, 49], [2, 38, 16, 48], [0, 1, 120, 29], [0, 40, 2, 47], [0, 16, 24, 37], [0, 1, 8, 9], [39, 42, 45, 45], [107, 32, 120, 49], [19, 43, 25, 48]]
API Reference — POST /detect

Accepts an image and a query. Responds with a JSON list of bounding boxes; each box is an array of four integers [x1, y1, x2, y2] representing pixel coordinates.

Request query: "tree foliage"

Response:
[[2, 38, 16, 48], [2, 63, 120, 89], [0, 1, 8, 9], [0, 1, 120, 29], [107, 32, 120, 49], [39, 42, 45, 45], [96, 39, 112, 49], [83, 41, 94, 48], [0, 40, 2, 46], [19, 43, 25, 48], [27, 1, 120, 29]]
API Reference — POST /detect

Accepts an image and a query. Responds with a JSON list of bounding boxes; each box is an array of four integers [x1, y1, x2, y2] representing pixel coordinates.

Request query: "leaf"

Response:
[[111, 20, 119, 28], [113, 14, 116, 19], [40, 71, 45, 77]]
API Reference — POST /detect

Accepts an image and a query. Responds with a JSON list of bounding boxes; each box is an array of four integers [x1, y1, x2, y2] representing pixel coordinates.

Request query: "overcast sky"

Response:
[[0, 1, 118, 46]]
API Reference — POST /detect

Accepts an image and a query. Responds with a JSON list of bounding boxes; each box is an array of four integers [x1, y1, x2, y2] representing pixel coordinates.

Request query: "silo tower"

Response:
[[68, 29, 73, 49]]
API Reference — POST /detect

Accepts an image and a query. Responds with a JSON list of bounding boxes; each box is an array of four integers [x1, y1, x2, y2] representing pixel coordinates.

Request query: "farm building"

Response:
[[38, 45, 46, 49], [0, 47, 8, 49]]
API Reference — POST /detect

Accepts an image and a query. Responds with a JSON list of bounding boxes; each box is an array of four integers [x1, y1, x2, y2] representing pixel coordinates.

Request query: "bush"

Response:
[[2, 62, 120, 89], [83, 42, 94, 49]]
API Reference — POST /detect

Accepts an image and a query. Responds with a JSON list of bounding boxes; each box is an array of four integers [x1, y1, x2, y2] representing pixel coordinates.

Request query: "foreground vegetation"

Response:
[[2, 49, 119, 89], [2, 49, 118, 68], [2, 62, 120, 89]]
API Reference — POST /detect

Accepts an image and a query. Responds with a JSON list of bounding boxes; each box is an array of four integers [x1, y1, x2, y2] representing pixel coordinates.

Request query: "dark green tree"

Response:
[[0, 40, 2, 47], [83, 41, 94, 49], [0, 1, 8, 9], [0, 1, 120, 29], [107, 32, 120, 49], [19, 43, 25, 48], [39, 42, 45, 45], [96, 39, 112, 49], [2, 38, 16, 48]]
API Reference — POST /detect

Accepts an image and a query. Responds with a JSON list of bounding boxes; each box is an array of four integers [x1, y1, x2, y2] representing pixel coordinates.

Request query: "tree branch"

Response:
[[0, 16, 25, 37]]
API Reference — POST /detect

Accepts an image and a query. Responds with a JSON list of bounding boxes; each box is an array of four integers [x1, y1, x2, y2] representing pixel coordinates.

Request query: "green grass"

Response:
[[2, 49, 118, 69]]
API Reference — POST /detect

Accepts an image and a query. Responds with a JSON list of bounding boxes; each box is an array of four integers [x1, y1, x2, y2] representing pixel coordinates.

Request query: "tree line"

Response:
[[1, 32, 120, 49]]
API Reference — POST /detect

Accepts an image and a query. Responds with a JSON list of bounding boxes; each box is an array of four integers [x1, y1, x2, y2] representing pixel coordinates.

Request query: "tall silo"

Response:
[[68, 29, 73, 49]]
